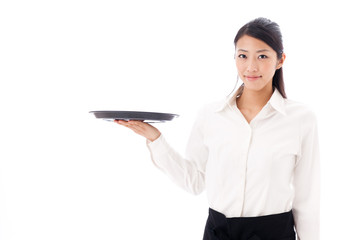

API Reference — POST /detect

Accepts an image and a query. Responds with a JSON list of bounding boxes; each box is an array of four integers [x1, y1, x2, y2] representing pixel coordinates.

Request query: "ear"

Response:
[[276, 53, 286, 69]]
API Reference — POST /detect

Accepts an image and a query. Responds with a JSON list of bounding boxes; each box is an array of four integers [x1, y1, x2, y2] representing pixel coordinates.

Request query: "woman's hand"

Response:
[[114, 120, 161, 142]]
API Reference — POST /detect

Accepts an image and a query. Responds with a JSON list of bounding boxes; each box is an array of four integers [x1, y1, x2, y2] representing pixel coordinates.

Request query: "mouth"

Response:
[[245, 75, 262, 81]]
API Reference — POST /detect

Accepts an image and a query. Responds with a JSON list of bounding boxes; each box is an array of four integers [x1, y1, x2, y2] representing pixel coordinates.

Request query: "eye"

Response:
[[258, 55, 268, 59], [238, 54, 247, 59]]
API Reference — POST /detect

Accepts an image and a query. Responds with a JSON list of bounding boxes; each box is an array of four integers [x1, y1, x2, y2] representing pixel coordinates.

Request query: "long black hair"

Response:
[[233, 17, 286, 98]]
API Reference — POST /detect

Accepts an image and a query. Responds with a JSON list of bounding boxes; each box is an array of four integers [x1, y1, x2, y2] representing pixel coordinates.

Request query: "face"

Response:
[[235, 35, 285, 93]]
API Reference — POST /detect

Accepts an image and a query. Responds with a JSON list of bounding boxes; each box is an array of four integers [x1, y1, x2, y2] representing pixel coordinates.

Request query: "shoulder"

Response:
[[285, 99, 317, 118], [284, 98, 318, 130], [197, 98, 226, 115], [191, 98, 226, 127]]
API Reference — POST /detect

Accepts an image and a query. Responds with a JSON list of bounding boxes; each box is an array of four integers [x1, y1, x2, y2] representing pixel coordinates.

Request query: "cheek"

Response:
[[235, 61, 246, 72], [262, 62, 277, 75]]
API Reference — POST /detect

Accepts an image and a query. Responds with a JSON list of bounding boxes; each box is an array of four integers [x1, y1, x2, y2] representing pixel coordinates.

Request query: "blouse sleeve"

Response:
[[146, 106, 209, 195], [293, 111, 321, 240]]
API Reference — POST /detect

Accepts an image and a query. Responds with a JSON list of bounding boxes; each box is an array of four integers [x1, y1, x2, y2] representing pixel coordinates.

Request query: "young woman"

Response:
[[115, 17, 320, 240]]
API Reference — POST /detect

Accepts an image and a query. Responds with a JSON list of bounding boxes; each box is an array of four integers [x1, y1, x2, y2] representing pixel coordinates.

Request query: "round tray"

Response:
[[89, 110, 179, 123]]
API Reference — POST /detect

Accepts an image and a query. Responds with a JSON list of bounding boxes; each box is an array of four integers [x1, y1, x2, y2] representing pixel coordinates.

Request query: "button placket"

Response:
[[239, 124, 252, 216]]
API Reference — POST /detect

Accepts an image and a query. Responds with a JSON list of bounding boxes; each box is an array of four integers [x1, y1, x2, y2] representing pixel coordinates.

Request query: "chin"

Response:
[[243, 83, 267, 92], [243, 80, 272, 92]]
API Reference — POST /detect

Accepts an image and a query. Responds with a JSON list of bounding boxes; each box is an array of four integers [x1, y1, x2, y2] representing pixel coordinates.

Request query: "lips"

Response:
[[245, 75, 262, 81]]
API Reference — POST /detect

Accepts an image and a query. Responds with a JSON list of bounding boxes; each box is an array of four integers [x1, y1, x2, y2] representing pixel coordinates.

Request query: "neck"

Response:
[[237, 85, 274, 111]]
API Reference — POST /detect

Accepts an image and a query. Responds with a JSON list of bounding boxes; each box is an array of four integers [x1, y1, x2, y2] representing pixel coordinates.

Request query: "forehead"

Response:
[[235, 35, 274, 52]]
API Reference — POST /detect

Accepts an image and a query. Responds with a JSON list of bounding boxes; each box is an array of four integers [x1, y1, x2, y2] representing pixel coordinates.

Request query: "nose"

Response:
[[246, 59, 258, 72]]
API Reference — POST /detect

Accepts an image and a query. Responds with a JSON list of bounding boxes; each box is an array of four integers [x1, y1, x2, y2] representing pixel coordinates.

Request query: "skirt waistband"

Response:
[[203, 208, 295, 240]]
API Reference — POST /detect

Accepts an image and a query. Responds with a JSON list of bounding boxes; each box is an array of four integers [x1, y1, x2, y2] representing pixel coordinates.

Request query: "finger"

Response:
[[115, 120, 155, 137], [128, 120, 154, 129], [127, 121, 147, 132], [115, 119, 127, 123], [114, 119, 130, 126], [127, 120, 147, 128], [127, 124, 147, 136]]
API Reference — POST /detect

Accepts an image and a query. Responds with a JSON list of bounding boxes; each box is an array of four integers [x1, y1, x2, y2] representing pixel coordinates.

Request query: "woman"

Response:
[[115, 17, 320, 240]]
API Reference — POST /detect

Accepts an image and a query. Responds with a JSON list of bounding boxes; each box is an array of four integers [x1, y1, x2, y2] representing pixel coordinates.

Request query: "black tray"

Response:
[[89, 111, 179, 123]]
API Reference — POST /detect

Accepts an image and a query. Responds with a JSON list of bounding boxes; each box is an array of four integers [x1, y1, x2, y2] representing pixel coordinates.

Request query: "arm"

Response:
[[292, 113, 321, 240], [115, 107, 208, 195]]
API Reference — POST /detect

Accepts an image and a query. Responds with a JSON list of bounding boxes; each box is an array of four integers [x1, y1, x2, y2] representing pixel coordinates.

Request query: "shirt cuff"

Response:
[[146, 134, 171, 167], [146, 133, 166, 152]]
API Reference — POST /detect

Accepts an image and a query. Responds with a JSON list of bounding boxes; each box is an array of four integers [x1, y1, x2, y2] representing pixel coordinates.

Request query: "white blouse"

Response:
[[146, 88, 320, 240]]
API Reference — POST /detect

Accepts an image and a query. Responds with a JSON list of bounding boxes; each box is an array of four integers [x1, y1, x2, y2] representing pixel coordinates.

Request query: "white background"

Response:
[[1, 0, 359, 239]]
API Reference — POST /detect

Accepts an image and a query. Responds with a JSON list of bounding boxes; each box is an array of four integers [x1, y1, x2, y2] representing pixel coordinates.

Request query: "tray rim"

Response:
[[89, 110, 178, 115], [89, 110, 179, 121]]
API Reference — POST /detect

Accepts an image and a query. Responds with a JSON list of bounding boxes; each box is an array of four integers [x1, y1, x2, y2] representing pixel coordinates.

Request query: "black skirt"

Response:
[[203, 208, 296, 240]]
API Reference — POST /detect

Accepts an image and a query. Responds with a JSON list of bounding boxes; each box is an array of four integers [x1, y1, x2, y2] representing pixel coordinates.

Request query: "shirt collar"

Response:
[[215, 87, 287, 116]]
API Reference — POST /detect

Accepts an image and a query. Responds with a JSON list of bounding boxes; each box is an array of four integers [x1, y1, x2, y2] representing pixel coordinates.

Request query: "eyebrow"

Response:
[[237, 49, 270, 53]]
